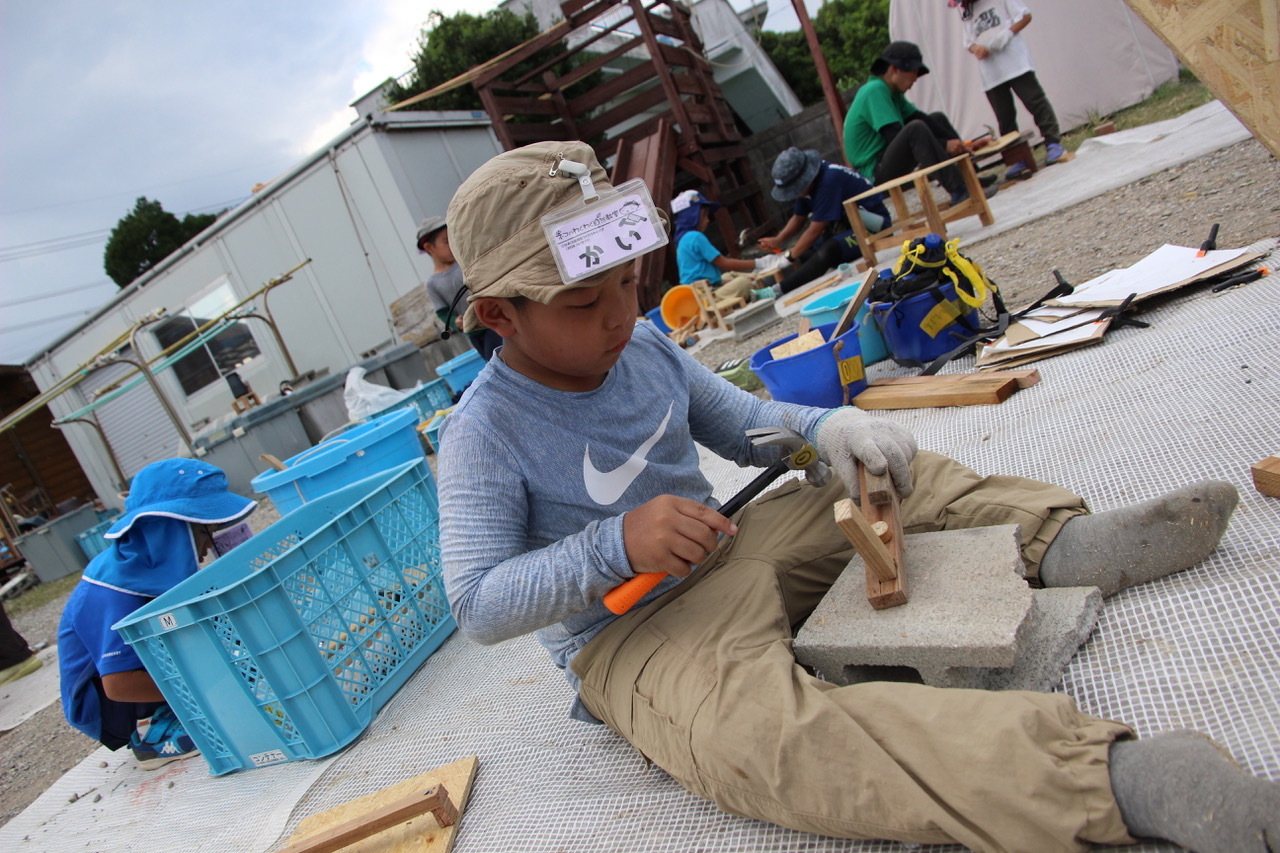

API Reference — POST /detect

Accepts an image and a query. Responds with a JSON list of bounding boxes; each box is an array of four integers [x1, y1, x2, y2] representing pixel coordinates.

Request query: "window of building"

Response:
[[152, 282, 261, 397]]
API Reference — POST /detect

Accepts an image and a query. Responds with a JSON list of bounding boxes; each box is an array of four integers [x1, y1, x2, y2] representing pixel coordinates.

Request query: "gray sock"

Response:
[[1109, 731, 1280, 852], [1039, 480, 1237, 596]]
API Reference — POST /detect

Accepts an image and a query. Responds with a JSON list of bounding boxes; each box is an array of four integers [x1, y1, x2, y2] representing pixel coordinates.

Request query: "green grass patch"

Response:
[[6, 571, 82, 616], [1062, 68, 1213, 153]]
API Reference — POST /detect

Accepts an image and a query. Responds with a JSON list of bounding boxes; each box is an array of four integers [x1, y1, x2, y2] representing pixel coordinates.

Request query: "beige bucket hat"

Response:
[[447, 140, 622, 332]]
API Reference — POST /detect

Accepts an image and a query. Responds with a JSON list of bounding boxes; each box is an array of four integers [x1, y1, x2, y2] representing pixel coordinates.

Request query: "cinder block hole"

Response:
[[842, 665, 925, 684]]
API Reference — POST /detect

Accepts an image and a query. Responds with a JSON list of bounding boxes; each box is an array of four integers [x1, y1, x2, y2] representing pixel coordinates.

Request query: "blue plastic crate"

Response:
[[249, 408, 426, 515], [368, 378, 453, 423], [75, 517, 119, 561], [436, 349, 483, 393], [114, 459, 454, 775]]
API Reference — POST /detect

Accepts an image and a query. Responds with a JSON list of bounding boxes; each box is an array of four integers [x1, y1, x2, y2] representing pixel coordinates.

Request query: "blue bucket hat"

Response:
[[106, 458, 256, 539], [771, 147, 822, 202], [671, 190, 721, 242]]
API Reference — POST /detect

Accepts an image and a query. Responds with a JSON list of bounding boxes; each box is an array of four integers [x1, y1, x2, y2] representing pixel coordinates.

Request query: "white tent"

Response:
[[888, 0, 1179, 145]]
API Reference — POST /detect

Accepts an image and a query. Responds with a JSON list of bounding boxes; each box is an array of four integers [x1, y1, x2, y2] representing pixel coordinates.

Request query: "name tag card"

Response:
[[542, 179, 668, 284]]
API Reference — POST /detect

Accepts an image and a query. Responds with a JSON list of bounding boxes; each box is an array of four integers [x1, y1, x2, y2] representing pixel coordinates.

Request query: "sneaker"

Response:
[[0, 654, 42, 686], [1004, 160, 1031, 180], [978, 171, 999, 188], [1045, 142, 1066, 165], [752, 285, 781, 301], [130, 705, 200, 770]]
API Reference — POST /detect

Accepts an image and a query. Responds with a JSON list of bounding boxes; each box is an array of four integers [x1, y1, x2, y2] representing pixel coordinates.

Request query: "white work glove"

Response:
[[816, 408, 917, 499], [754, 253, 792, 272], [978, 27, 1014, 53]]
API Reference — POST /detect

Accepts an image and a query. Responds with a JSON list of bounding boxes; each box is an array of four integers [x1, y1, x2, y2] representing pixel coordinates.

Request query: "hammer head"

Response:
[[745, 426, 831, 488]]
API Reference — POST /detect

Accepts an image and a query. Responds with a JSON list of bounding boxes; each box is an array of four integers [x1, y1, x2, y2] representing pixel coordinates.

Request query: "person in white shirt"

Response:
[[952, 0, 1065, 177]]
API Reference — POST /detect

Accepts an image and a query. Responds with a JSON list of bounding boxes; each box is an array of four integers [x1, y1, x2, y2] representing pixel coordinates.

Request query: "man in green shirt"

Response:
[[843, 42, 996, 207]]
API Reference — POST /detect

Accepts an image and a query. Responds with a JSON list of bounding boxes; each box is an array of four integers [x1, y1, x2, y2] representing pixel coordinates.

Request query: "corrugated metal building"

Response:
[[22, 109, 504, 505]]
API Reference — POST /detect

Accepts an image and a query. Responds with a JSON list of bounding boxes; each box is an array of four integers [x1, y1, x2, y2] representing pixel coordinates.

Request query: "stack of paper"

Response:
[[976, 243, 1260, 370]]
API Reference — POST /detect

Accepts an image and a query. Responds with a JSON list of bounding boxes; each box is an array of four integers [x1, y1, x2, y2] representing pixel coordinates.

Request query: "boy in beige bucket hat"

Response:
[[438, 140, 1273, 852]]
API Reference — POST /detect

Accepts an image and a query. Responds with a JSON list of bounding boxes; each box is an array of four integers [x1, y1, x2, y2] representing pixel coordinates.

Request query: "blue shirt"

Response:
[[676, 230, 724, 285], [437, 322, 829, 719]]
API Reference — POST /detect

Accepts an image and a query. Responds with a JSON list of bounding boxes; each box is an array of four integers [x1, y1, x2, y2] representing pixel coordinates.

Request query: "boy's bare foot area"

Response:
[[1039, 481, 1237, 596]]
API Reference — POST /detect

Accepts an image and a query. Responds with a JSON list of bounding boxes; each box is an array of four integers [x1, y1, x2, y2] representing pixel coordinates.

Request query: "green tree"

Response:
[[386, 9, 574, 111], [758, 0, 890, 108], [103, 198, 217, 287]]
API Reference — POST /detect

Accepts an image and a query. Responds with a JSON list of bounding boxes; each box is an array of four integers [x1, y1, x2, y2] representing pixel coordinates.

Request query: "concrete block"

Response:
[[727, 298, 780, 341], [795, 525, 1032, 685], [932, 587, 1103, 692]]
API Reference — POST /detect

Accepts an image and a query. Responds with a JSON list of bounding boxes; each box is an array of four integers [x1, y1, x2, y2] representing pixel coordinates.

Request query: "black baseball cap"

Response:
[[870, 41, 930, 77]]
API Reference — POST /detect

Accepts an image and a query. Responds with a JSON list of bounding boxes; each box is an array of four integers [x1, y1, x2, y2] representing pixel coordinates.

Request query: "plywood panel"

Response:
[[1124, 0, 1280, 159]]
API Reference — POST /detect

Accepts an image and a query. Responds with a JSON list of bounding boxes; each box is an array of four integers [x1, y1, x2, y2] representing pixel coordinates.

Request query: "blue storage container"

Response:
[[114, 460, 454, 775], [798, 284, 889, 366], [645, 305, 672, 334], [870, 280, 979, 366], [749, 321, 867, 408], [436, 349, 483, 394], [249, 408, 424, 516], [75, 517, 119, 561], [367, 378, 453, 423]]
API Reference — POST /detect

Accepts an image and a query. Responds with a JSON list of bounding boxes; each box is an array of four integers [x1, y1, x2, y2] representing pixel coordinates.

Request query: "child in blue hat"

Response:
[[57, 458, 256, 769], [671, 190, 788, 303]]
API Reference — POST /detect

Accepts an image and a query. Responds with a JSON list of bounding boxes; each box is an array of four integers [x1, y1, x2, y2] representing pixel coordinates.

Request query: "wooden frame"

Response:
[[842, 154, 994, 270]]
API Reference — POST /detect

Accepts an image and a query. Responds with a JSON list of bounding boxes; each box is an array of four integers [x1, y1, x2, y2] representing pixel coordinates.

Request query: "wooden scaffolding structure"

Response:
[[466, 0, 772, 310]]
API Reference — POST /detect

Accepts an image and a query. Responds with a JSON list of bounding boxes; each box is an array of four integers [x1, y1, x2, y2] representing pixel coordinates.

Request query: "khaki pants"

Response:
[[573, 451, 1133, 852], [712, 272, 756, 303]]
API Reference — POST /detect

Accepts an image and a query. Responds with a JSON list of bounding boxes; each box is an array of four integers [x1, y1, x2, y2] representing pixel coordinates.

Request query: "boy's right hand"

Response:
[[623, 495, 738, 578]]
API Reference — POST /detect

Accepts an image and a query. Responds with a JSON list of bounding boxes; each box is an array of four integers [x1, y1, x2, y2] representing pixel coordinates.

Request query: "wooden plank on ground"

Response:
[[854, 376, 1019, 410], [281, 756, 478, 853], [781, 271, 844, 306], [869, 369, 1041, 389]]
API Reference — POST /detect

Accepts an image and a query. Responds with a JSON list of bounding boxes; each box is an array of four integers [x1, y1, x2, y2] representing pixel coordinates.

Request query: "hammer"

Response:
[[602, 426, 830, 614]]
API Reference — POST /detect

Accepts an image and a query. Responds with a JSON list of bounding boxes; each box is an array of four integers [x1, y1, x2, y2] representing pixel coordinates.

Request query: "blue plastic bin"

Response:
[[870, 281, 979, 365], [75, 516, 119, 561], [436, 349, 483, 394], [250, 408, 424, 516], [367, 378, 452, 423], [749, 321, 867, 408], [114, 460, 454, 775], [799, 284, 888, 366], [645, 306, 672, 334]]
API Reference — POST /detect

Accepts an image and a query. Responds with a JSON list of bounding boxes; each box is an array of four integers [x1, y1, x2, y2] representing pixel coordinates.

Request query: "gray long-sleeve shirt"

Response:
[[437, 321, 827, 718]]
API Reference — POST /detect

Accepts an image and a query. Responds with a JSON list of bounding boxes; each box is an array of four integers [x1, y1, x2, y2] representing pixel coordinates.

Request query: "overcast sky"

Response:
[[0, 0, 816, 366]]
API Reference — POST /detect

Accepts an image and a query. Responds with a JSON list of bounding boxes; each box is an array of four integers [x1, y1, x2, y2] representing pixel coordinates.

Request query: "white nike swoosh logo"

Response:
[[583, 403, 673, 506]]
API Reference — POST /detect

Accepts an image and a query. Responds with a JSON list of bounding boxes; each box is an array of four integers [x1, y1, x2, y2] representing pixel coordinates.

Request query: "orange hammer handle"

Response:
[[603, 571, 667, 615]]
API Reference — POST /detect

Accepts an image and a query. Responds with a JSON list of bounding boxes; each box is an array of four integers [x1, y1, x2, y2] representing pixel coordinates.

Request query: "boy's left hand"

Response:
[[816, 408, 917, 498], [623, 495, 738, 579]]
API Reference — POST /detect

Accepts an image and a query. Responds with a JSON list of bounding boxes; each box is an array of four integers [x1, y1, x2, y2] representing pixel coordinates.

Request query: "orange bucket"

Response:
[[660, 284, 700, 331]]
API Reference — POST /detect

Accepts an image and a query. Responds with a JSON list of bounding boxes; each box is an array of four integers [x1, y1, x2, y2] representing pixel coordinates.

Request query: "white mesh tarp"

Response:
[[5, 242, 1276, 853]]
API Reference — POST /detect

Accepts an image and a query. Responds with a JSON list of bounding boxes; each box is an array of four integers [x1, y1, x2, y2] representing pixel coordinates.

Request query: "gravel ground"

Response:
[[1, 136, 1277, 832]]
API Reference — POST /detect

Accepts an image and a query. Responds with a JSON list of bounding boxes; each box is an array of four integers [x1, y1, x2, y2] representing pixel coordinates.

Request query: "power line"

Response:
[[0, 308, 97, 335], [0, 278, 115, 308]]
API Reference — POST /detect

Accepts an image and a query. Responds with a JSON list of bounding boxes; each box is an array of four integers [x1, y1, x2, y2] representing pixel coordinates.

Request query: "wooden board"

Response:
[[1123, 0, 1280, 161], [770, 329, 826, 360], [1252, 455, 1280, 497], [283, 756, 478, 853], [781, 271, 844, 306], [869, 369, 1041, 390], [854, 376, 1019, 410]]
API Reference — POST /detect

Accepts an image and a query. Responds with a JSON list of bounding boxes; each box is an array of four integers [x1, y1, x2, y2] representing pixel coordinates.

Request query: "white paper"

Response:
[[1052, 244, 1248, 305]]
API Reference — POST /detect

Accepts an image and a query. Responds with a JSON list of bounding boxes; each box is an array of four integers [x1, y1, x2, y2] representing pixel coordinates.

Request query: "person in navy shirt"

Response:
[[759, 148, 891, 294]]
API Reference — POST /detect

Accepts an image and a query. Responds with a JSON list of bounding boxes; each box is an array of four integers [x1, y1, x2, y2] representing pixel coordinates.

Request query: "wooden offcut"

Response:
[[868, 369, 1041, 390], [1252, 455, 1280, 497], [854, 376, 1019, 410], [781, 271, 844, 306], [770, 329, 826, 360], [280, 756, 478, 853], [833, 463, 908, 610]]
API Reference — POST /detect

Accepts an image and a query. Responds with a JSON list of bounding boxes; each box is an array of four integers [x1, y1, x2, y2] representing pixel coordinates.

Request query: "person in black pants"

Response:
[[0, 602, 41, 685], [843, 42, 998, 208]]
